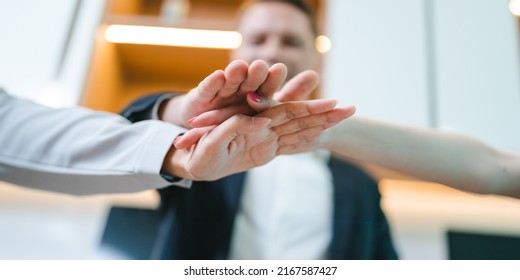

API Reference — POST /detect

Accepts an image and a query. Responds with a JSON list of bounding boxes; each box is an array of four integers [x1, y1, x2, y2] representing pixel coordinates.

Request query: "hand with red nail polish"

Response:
[[173, 96, 356, 158], [165, 98, 355, 180], [158, 59, 288, 128], [190, 70, 319, 128]]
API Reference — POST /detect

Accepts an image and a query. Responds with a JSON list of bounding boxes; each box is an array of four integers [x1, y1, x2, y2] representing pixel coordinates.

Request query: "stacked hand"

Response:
[[161, 60, 355, 180], [159, 60, 288, 127]]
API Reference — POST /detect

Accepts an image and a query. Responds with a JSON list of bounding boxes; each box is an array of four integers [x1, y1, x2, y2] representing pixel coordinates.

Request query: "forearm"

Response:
[[321, 117, 520, 197], [0, 93, 189, 195]]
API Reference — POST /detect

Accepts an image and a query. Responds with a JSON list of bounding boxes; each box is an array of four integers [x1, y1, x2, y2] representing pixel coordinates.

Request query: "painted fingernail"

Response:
[[248, 92, 262, 103], [172, 135, 182, 145], [187, 116, 197, 125]]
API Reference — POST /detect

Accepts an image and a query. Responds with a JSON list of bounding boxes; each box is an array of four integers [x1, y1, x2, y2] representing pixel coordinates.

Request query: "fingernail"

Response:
[[172, 135, 182, 145], [248, 92, 262, 103], [187, 116, 197, 125]]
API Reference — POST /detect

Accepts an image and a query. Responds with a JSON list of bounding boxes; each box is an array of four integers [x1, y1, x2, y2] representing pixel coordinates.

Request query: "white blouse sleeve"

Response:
[[0, 90, 190, 195]]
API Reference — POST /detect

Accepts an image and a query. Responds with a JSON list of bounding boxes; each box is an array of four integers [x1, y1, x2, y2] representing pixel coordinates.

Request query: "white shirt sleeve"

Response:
[[0, 90, 191, 195]]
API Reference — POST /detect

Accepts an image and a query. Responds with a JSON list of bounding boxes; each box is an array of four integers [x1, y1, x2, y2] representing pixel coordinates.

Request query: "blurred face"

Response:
[[231, 2, 320, 81]]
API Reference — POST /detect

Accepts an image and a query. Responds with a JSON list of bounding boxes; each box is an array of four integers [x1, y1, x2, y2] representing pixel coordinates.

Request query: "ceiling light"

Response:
[[510, 0, 520, 16], [316, 35, 332, 53], [104, 25, 242, 49]]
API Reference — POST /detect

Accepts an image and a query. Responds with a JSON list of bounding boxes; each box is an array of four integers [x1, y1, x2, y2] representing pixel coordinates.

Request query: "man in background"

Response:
[[123, 0, 398, 259]]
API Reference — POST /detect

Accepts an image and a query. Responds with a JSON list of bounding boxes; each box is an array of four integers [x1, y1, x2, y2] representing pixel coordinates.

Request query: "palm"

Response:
[[172, 100, 356, 181], [175, 115, 277, 180]]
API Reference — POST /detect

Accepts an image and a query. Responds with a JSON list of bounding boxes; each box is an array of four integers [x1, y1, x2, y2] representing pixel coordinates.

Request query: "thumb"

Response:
[[273, 70, 319, 102], [247, 92, 280, 113]]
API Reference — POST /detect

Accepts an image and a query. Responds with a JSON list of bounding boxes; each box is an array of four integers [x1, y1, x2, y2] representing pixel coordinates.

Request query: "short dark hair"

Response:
[[237, 0, 318, 36]]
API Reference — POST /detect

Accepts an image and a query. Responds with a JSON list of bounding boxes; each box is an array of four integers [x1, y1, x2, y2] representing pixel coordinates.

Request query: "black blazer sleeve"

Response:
[[120, 92, 179, 123]]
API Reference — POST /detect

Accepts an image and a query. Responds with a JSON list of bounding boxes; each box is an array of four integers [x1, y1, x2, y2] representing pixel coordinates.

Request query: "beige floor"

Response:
[[1, 180, 519, 259]]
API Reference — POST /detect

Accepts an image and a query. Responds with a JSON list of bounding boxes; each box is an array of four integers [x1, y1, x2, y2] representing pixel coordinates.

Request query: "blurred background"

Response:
[[0, 0, 519, 259]]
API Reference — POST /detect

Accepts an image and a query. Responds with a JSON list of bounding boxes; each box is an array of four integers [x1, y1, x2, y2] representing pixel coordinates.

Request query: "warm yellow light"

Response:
[[104, 25, 242, 49], [315, 35, 332, 53], [510, 0, 520, 16]]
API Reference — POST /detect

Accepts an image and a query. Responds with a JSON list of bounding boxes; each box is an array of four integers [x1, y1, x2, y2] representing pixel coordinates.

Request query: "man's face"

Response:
[[231, 2, 320, 81]]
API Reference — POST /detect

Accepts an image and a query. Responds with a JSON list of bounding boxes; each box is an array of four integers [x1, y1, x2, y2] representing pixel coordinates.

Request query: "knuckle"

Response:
[[285, 105, 301, 119]]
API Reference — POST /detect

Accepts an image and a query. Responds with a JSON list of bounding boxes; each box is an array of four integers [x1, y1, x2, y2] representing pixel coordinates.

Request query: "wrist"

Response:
[[161, 143, 194, 180], [159, 95, 189, 127]]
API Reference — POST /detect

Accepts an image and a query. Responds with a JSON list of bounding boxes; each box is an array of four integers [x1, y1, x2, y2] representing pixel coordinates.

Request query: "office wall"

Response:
[[0, 0, 104, 107], [324, 0, 520, 152], [324, 0, 430, 127], [433, 0, 520, 152], [324, 0, 520, 259]]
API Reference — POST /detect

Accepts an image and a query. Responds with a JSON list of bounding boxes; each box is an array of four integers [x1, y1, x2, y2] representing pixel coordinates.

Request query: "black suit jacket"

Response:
[[122, 93, 398, 260]]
